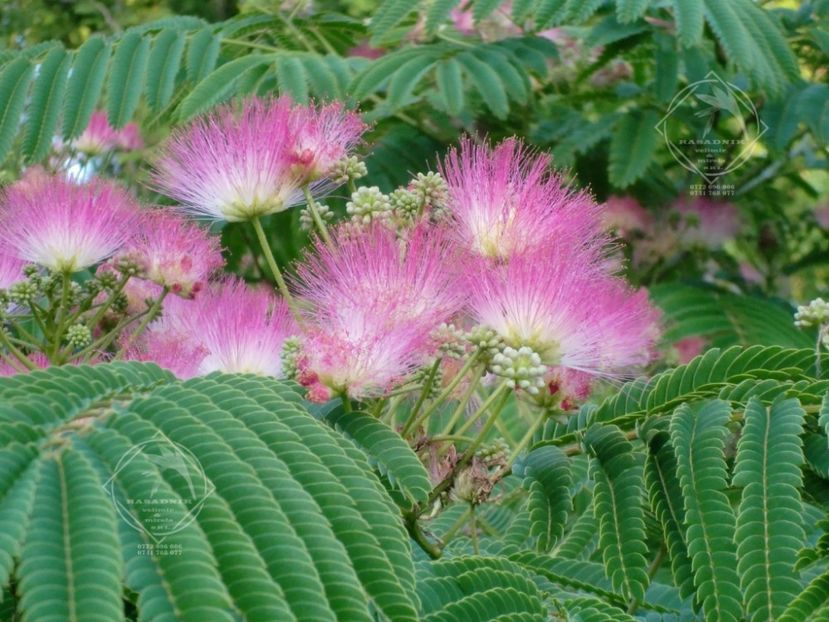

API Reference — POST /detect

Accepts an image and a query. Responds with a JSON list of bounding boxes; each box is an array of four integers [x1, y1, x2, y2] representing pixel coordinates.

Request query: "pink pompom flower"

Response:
[[440, 137, 605, 260], [0, 176, 139, 273], [467, 247, 660, 378], [73, 111, 119, 155], [134, 280, 294, 378], [153, 98, 305, 222], [293, 223, 462, 400], [286, 100, 367, 183], [673, 196, 741, 249], [115, 211, 224, 298], [0, 252, 25, 290]]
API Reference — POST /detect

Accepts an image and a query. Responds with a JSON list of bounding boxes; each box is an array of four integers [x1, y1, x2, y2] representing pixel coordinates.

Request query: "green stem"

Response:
[[341, 394, 352, 413], [469, 506, 479, 555], [400, 358, 442, 436], [110, 288, 169, 361], [505, 412, 548, 466], [403, 510, 442, 560], [439, 368, 482, 436], [81, 272, 130, 329], [251, 217, 303, 324], [458, 384, 511, 459], [409, 353, 481, 434], [0, 349, 27, 373], [440, 505, 474, 544], [0, 330, 36, 370], [50, 272, 72, 361], [302, 186, 333, 248]]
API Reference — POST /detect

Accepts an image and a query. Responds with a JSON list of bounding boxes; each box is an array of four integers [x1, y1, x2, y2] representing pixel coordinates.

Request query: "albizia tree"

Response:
[[0, 95, 827, 622]]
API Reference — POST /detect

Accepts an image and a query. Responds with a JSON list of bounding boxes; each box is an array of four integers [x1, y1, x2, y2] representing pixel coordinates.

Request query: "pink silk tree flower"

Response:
[[153, 98, 305, 222], [295, 222, 462, 330], [293, 222, 462, 400], [0, 176, 139, 273], [673, 196, 741, 249], [467, 247, 660, 378], [72, 111, 120, 155], [134, 280, 294, 378], [115, 122, 144, 151], [116, 211, 224, 298], [0, 252, 25, 289], [602, 195, 652, 237], [296, 318, 430, 402], [286, 100, 367, 183], [439, 137, 606, 260]]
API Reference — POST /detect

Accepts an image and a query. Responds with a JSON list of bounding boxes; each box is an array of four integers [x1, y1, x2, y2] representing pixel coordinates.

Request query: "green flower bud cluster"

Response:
[[413, 360, 444, 399], [331, 155, 368, 185], [795, 298, 829, 328], [490, 345, 547, 395], [299, 202, 334, 232], [281, 336, 302, 381], [389, 188, 421, 219], [432, 323, 468, 359], [466, 326, 504, 358], [346, 186, 392, 224], [409, 172, 448, 212], [65, 324, 92, 349], [475, 437, 510, 463]]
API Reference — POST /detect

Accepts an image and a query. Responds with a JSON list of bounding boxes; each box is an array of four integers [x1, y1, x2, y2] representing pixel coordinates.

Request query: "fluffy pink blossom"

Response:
[[115, 122, 144, 151], [602, 195, 652, 236], [73, 111, 143, 154], [467, 247, 660, 377], [673, 336, 707, 365], [286, 100, 367, 182], [153, 98, 305, 221], [73, 111, 119, 154], [134, 280, 294, 378], [0, 176, 139, 272], [439, 137, 605, 260], [294, 223, 462, 400], [116, 211, 224, 298], [673, 196, 741, 249], [295, 222, 462, 328], [0, 252, 25, 289]]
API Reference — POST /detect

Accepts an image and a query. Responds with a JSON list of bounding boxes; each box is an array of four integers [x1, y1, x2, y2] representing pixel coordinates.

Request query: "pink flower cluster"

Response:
[[0, 97, 660, 407], [0, 174, 221, 288], [153, 97, 366, 221], [73, 111, 144, 155]]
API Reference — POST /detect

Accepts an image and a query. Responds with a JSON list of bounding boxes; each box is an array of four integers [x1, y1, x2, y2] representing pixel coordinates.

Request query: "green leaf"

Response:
[[370, 0, 416, 43], [426, 0, 461, 34], [386, 54, 437, 109], [0, 57, 34, 163], [186, 27, 221, 83], [672, 0, 704, 47], [326, 409, 432, 505], [584, 425, 650, 603], [733, 397, 805, 621], [473, 0, 503, 22], [62, 36, 110, 139], [653, 32, 678, 102], [616, 0, 649, 23], [0, 445, 38, 589], [642, 422, 695, 600], [778, 567, 829, 622], [670, 400, 742, 622], [23, 47, 70, 162], [146, 29, 186, 112], [608, 109, 659, 187], [435, 58, 465, 116], [457, 51, 509, 119], [513, 446, 572, 552], [350, 48, 422, 100], [18, 450, 123, 622], [178, 55, 273, 121], [106, 31, 150, 128], [276, 55, 309, 103]]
